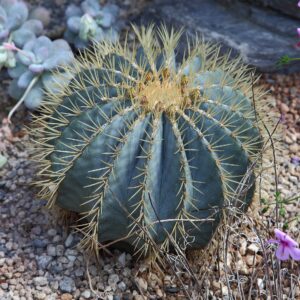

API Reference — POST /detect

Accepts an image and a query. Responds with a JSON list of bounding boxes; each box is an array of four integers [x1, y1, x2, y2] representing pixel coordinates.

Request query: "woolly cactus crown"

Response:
[[32, 26, 269, 257]]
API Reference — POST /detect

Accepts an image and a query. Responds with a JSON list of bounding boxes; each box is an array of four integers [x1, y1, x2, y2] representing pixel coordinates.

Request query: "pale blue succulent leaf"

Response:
[[6, 2, 28, 30], [52, 39, 72, 52], [11, 28, 35, 48], [0, 6, 7, 23], [0, 29, 8, 39], [22, 39, 35, 51], [42, 72, 72, 94], [33, 36, 52, 55], [79, 14, 97, 41], [23, 82, 44, 109], [67, 16, 81, 33], [1, 0, 18, 11], [42, 50, 74, 70], [93, 27, 104, 42], [7, 61, 27, 78], [29, 63, 44, 73], [65, 4, 82, 18], [21, 19, 43, 35], [8, 78, 25, 99], [34, 46, 49, 62], [17, 70, 34, 88], [102, 4, 119, 17], [16, 50, 35, 65], [96, 12, 113, 28], [81, 0, 101, 16]]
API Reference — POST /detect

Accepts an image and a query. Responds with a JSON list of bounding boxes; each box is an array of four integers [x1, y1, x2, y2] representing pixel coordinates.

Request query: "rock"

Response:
[[245, 255, 255, 266], [17, 168, 24, 176], [290, 144, 298, 153], [50, 281, 59, 290], [81, 290, 92, 299], [56, 245, 64, 256], [136, 277, 148, 293], [36, 255, 53, 270], [118, 253, 126, 267], [239, 238, 247, 256], [47, 245, 56, 257], [108, 274, 119, 289], [61, 294, 73, 300], [47, 229, 57, 237], [137, 0, 300, 73], [156, 289, 164, 298], [64, 233, 74, 248], [117, 281, 127, 292], [280, 103, 290, 113], [33, 276, 48, 286], [31, 226, 42, 235], [243, 0, 300, 19], [236, 258, 249, 275], [34, 292, 47, 299], [247, 243, 260, 254], [32, 239, 47, 248], [59, 277, 76, 293], [0, 282, 8, 290], [257, 278, 264, 289], [5, 241, 13, 251], [89, 265, 98, 277], [0, 258, 5, 266], [222, 285, 229, 296], [75, 268, 84, 277]]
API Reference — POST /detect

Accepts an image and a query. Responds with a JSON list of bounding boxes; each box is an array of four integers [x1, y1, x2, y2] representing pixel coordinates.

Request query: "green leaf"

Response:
[[279, 207, 286, 218], [261, 206, 269, 214], [260, 198, 267, 205]]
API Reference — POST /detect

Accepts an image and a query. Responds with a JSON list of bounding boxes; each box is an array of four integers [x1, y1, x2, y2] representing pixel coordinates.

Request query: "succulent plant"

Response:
[[7, 36, 74, 114], [31, 26, 269, 257], [64, 0, 119, 49], [0, 0, 29, 40], [0, 0, 44, 70]]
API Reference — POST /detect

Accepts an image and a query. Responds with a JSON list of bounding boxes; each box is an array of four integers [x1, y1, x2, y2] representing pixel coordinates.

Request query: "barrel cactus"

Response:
[[32, 26, 266, 257]]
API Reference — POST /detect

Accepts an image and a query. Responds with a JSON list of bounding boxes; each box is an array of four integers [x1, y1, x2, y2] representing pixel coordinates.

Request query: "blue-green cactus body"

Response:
[[33, 27, 264, 255]]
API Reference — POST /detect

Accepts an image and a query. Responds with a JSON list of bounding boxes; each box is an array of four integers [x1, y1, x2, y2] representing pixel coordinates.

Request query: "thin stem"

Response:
[[7, 76, 39, 123], [288, 57, 300, 62]]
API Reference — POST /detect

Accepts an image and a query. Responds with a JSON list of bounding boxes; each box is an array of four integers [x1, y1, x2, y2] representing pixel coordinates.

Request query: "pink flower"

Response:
[[298, 1, 300, 8], [268, 229, 300, 261], [298, 28, 300, 37]]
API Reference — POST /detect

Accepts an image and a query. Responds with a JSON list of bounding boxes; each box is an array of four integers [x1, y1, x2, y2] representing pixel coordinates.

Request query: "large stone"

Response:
[[242, 0, 300, 19], [59, 276, 76, 293], [137, 0, 300, 73]]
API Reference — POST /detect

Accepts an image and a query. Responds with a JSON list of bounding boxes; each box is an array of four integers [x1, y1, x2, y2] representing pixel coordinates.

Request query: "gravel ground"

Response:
[[0, 73, 299, 300]]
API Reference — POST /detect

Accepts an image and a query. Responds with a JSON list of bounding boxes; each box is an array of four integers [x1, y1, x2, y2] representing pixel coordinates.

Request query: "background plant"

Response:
[[0, 0, 44, 69], [64, 0, 120, 49]]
